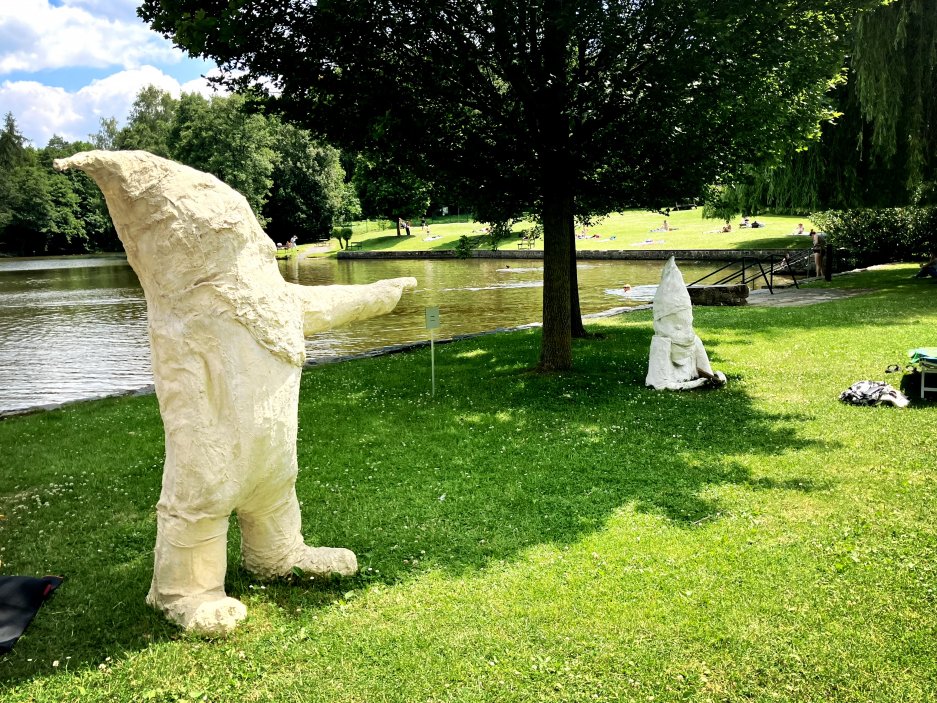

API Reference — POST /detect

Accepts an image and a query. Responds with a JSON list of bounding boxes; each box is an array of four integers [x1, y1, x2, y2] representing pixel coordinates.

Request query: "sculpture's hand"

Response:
[[293, 277, 418, 335], [379, 277, 418, 292]]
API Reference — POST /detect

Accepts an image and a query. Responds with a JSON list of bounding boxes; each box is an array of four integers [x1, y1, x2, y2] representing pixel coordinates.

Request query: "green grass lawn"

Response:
[[1, 266, 936, 701], [311, 210, 816, 257]]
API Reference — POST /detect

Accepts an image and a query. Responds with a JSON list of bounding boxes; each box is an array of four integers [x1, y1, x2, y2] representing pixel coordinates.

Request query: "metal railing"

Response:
[[687, 251, 811, 294]]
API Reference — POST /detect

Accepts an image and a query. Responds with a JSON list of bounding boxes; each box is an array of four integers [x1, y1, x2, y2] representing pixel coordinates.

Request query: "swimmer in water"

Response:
[[622, 284, 632, 293]]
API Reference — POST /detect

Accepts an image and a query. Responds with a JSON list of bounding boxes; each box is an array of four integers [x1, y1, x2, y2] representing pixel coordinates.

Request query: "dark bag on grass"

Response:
[[900, 369, 922, 398], [886, 364, 922, 399], [0, 575, 63, 653]]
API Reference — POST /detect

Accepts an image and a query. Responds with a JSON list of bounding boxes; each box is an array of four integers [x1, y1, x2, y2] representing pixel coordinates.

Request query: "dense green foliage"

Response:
[[352, 157, 432, 235], [168, 92, 278, 225], [454, 234, 477, 258], [0, 115, 115, 256], [140, 0, 864, 370], [485, 221, 513, 251], [265, 125, 352, 241], [853, 0, 937, 193], [1, 265, 936, 701], [118, 86, 177, 158], [330, 226, 353, 250], [813, 206, 937, 263], [717, 0, 937, 214], [0, 89, 357, 255]]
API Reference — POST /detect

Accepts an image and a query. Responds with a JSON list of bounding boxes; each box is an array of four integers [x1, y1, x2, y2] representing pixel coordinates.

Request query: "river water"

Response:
[[0, 255, 719, 414]]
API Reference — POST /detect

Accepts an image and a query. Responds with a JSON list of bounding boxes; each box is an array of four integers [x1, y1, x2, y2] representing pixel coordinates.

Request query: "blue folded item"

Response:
[[0, 575, 63, 653]]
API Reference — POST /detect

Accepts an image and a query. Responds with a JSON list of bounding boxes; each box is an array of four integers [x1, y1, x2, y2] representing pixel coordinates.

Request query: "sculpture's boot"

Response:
[[147, 511, 247, 636], [239, 486, 358, 579]]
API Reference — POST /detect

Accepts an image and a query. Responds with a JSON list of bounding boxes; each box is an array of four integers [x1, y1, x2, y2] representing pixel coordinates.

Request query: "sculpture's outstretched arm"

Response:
[[291, 277, 417, 335]]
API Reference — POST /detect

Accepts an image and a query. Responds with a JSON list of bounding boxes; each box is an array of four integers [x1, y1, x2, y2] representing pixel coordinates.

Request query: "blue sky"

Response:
[[0, 0, 222, 146]]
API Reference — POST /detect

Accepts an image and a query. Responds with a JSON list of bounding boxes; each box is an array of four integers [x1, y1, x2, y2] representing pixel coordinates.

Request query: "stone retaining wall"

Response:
[[688, 284, 749, 306], [338, 248, 801, 262]]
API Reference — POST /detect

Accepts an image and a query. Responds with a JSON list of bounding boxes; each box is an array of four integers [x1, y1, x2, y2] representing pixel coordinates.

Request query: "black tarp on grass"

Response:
[[0, 575, 63, 653]]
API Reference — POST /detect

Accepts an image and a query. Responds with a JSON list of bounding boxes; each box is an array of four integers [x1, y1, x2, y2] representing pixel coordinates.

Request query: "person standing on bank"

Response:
[[811, 229, 826, 278]]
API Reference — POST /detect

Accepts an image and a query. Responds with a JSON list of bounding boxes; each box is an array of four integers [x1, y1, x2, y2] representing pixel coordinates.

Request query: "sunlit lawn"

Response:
[[1, 265, 935, 701], [308, 209, 817, 256]]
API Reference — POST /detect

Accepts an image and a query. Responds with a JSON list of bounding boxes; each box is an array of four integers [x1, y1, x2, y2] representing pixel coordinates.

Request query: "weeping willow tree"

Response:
[[853, 0, 937, 193], [721, 0, 937, 213]]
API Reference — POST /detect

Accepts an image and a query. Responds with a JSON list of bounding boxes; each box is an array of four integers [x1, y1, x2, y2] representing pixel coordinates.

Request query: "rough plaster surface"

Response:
[[646, 257, 726, 391], [54, 151, 416, 635]]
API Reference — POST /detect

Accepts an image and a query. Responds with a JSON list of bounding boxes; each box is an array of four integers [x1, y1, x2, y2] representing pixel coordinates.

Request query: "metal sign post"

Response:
[[424, 306, 440, 397]]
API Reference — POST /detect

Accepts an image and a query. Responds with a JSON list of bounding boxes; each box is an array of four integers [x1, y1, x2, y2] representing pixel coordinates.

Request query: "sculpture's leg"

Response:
[[238, 483, 358, 580], [146, 509, 247, 635]]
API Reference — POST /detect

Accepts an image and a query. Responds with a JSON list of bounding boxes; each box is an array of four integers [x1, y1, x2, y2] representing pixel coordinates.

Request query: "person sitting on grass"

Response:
[[915, 253, 937, 279]]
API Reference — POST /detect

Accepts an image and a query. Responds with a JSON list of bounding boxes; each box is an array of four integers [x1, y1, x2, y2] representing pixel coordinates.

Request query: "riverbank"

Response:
[[2, 264, 935, 701], [0, 255, 753, 416], [338, 247, 800, 261], [0, 257, 844, 420]]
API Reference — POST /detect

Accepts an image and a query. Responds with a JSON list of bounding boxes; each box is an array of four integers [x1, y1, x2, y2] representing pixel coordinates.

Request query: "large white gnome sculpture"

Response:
[[55, 151, 417, 635], [645, 257, 726, 391]]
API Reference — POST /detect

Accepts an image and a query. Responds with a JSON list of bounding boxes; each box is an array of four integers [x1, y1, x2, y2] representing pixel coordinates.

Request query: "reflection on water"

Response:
[[0, 255, 718, 413], [278, 257, 694, 360], [0, 256, 151, 414]]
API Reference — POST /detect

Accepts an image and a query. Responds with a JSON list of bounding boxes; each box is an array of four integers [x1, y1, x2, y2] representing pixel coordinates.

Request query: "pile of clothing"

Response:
[[839, 380, 909, 408]]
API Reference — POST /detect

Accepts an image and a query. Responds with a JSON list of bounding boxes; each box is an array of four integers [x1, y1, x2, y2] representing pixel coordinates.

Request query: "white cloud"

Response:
[[58, 0, 144, 23], [0, 0, 179, 74], [0, 66, 226, 146]]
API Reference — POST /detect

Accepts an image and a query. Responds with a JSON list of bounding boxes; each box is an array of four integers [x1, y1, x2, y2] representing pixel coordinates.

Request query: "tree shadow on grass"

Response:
[[731, 235, 810, 250], [0, 318, 832, 686], [244, 324, 836, 629], [346, 234, 410, 251]]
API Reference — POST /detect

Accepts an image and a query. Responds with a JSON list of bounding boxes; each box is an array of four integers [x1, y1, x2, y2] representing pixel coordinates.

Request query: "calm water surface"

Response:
[[0, 255, 718, 413]]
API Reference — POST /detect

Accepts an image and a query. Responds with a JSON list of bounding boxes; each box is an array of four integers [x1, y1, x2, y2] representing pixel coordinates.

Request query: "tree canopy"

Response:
[[708, 0, 937, 214], [0, 113, 114, 255], [352, 156, 432, 236], [0, 89, 355, 255], [142, 0, 862, 370]]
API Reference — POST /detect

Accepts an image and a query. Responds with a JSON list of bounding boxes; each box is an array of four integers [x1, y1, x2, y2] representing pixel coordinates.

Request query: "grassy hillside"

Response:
[[1, 265, 935, 702], [316, 210, 817, 256]]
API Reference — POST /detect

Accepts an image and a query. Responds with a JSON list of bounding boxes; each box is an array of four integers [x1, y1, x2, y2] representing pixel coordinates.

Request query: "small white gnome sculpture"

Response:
[[55, 151, 417, 635], [645, 257, 726, 391]]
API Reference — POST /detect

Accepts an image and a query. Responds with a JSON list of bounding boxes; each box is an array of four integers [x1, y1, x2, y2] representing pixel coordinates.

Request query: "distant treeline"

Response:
[[0, 88, 387, 256]]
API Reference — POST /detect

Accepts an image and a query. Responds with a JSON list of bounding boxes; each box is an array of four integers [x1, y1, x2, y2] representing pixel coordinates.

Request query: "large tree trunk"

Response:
[[568, 213, 587, 338], [539, 189, 573, 370], [537, 0, 574, 371]]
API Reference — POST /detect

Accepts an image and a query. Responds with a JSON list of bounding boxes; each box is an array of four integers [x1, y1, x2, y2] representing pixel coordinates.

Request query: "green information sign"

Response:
[[425, 306, 440, 330]]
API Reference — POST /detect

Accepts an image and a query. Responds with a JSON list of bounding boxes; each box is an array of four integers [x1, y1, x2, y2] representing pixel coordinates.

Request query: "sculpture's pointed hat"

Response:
[[54, 150, 303, 365], [653, 256, 692, 320], [53, 150, 255, 242]]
